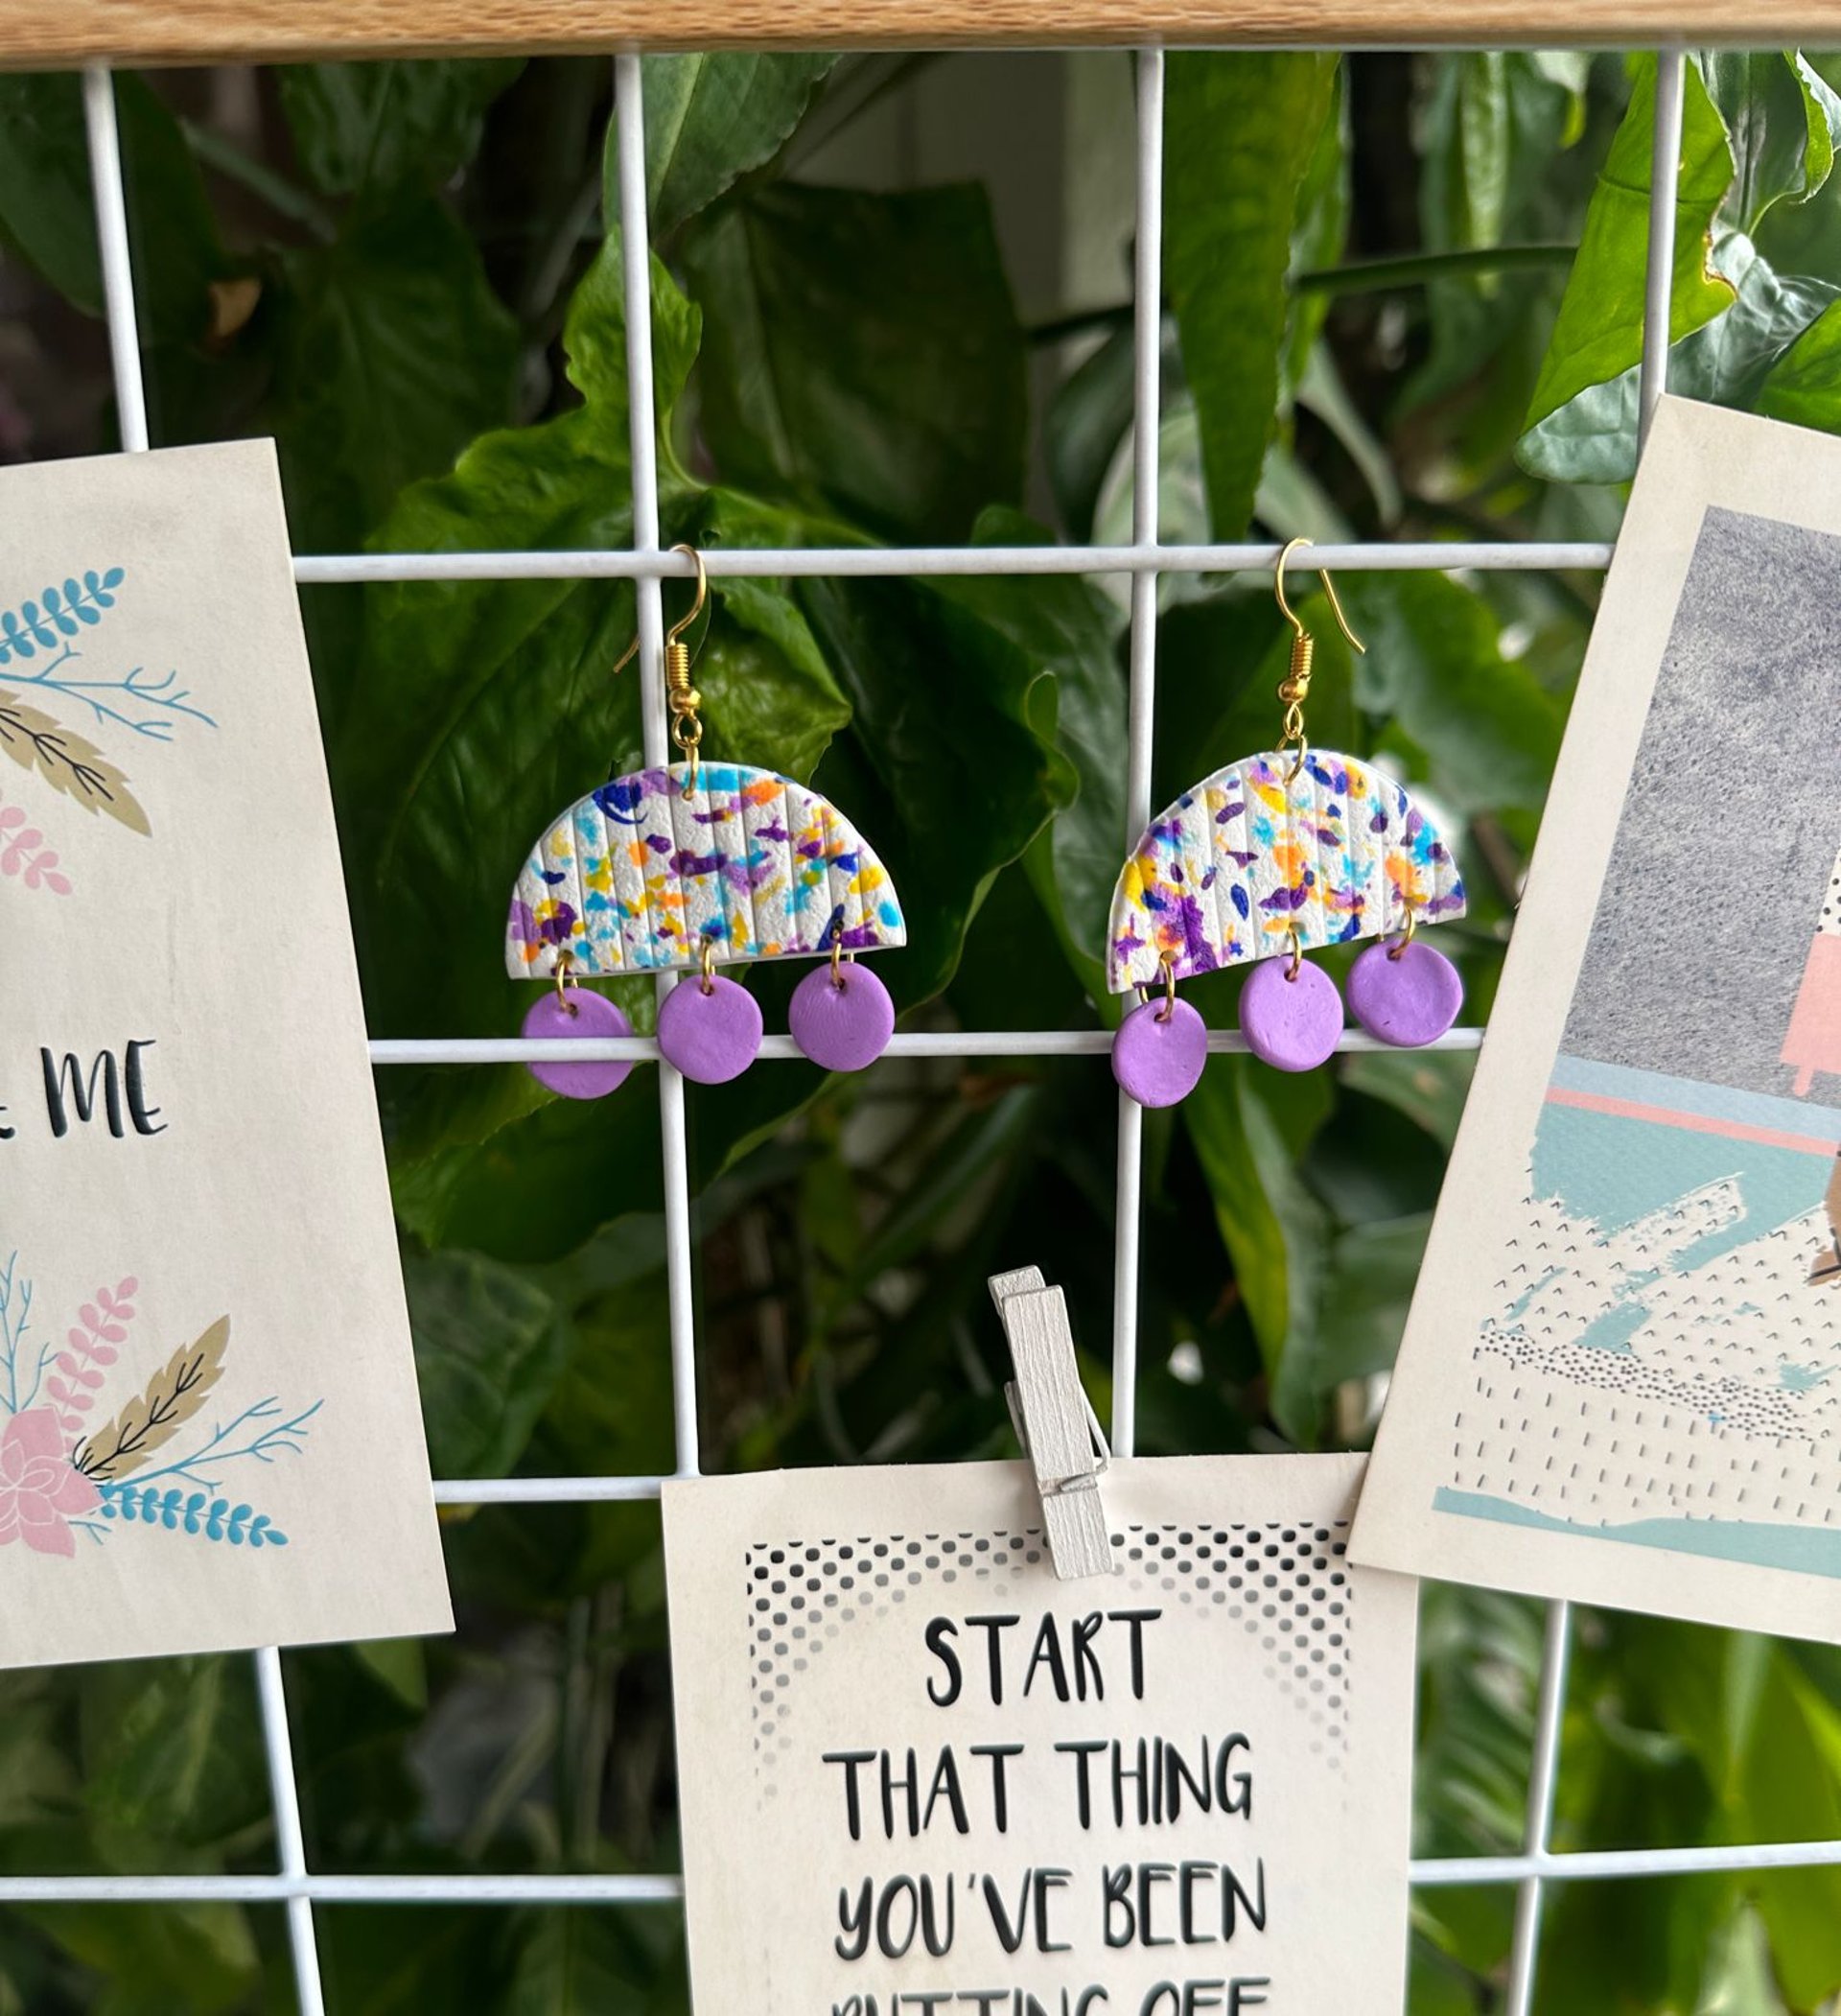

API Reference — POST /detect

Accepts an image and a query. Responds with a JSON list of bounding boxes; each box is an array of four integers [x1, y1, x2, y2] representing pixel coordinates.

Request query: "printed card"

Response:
[[1352, 398, 1841, 1642], [664, 1454, 1417, 2016], [0, 440, 451, 1666]]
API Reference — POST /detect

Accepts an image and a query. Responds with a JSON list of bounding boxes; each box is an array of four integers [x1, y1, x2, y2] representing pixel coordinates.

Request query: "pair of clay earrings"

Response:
[[503, 540, 1462, 1106], [1106, 541, 1466, 1109], [503, 549, 905, 1100]]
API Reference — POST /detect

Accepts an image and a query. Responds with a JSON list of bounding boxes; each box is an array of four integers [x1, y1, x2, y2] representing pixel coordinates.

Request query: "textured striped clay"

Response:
[[507, 761, 906, 979], [1107, 747, 1464, 995]]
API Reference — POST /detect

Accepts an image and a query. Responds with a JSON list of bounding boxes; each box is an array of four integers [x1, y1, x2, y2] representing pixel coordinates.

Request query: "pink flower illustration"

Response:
[[0, 1407, 101, 1556]]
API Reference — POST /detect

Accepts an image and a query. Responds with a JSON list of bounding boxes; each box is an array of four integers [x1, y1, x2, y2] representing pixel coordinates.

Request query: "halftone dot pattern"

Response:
[[746, 1522, 1353, 1789], [1458, 1177, 1841, 1528]]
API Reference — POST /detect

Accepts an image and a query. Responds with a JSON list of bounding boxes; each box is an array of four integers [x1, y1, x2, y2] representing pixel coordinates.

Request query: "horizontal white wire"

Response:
[[370, 1027, 1486, 1065], [1, 1837, 1836, 1905], [294, 540, 1612, 584], [0, 1874, 684, 1904], [435, 1474, 668, 1503], [1410, 1837, 1841, 1884]]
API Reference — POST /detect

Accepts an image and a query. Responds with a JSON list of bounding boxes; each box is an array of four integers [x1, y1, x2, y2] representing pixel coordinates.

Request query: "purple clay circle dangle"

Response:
[[1345, 927, 1463, 1048], [1238, 944, 1343, 1072], [657, 946, 763, 1085], [1111, 952, 1208, 1108], [788, 950, 896, 1071], [522, 976, 636, 1102]]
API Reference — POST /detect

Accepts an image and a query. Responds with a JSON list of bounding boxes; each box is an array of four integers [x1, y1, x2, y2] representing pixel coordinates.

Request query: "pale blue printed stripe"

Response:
[[1550, 1054, 1841, 1147], [1433, 1487, 1841, 1581]]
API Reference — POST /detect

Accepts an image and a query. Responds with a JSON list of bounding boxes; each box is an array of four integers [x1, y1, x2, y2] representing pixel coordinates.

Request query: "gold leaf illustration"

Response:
[[0, 689, 151, 837], [75, 1317, 230, 1480]]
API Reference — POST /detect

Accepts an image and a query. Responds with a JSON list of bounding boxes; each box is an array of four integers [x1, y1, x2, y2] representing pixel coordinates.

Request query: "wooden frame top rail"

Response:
[[5, 0, 1841, 67]]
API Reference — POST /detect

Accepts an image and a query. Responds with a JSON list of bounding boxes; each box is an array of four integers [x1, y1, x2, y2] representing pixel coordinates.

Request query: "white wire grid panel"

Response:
[[0, 41, 1826, 2016]]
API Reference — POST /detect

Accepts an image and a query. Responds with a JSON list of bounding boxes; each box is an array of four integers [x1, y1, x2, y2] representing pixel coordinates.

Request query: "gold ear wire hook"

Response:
[[1274, 537, 1366, 780], [609, 545, 711, 789]]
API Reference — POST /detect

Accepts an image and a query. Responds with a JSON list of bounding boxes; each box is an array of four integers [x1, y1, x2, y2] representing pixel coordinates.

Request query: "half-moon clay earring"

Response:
[[505, 546, 906, 1090], [1105, 539, 1467, 1102]]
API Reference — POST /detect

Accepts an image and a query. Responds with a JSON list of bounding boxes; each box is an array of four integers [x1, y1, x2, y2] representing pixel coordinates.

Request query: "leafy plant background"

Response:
[[0, 45, 1837, 2015]]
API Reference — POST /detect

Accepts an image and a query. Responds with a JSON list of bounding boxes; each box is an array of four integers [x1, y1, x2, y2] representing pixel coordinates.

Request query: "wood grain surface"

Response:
[[4, 0, 1841, 68]]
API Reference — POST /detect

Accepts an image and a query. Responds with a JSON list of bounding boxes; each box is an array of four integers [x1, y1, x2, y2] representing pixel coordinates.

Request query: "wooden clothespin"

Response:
[[989, 1267, 1114, 1581]]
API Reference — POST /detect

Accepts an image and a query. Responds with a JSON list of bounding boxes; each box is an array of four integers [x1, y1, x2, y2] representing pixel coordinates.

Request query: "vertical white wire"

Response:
[[1502, 1601, 1573, 2016], [1107, 49, 1165, 1463], [81, 68, 149, 455], [1640, 50, 1687, 450], [82, 61, 328, 2016], [1503, 49, 1686, 2016], [615, 55, 702, 1479], [255, 1649, 327, 2016]]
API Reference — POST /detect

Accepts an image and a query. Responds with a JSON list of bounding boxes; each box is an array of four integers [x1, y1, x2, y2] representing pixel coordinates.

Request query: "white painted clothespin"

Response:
[[989, 1266, 1114, 1581]]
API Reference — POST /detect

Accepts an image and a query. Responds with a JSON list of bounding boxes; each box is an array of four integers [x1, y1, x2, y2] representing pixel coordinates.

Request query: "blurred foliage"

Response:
[[0, 42, 1836, 2016]]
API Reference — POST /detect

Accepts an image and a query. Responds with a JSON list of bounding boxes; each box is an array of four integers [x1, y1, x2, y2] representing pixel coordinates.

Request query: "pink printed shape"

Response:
[[48, 1277, 136, 1448], [0, 796, 73, 896], [1783, 934, 1841, 1098], [0, 1407, 102, 1557]]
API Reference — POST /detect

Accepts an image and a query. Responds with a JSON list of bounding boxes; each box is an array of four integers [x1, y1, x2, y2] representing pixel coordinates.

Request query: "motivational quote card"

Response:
[[0, 440, 451, 1667], [664, 1454, 1416, 2016], [1352, 398, 1841, 1643]]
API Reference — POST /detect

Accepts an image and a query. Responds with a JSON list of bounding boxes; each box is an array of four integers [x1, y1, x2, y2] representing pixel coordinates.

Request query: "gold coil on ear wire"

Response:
[[1273, 535, 1364, 779], [611, 542, 711, 790], [664, 545, 709, 789]]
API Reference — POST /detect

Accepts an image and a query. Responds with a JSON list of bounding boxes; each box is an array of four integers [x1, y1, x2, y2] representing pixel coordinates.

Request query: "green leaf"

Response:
[[1757, 291, 1841, 427], [1307, 1212, 1432, 1391], [535, 1267, 682, 1487], [1517, 234, 1832, 483], [1282, 64, 1349, 395], [1701, 52, 1839, 235], [1519, 55, 1736, 478], [1456, 53, 1513, 250], [404, 1250, 568, 1477], [16, 1897, 258, 2015], [351, 1638, 429, 1713], [680, 181, 1026, 542], [1046, 317, 1138, 546], [1163, 52, 1339, 539], [795, 566, 1077, 1002], [1405, 52, 1597, 435], [1342, 572, 1565, 816], [635, 55, 837, 236], [271, 196, 521, 555], [0, 73, 224, 346], [277, 59, 525, 197], [941, 507, 1126, 1001], [501, 1908, 680, 2016], [80, 1655, 268, 1851]]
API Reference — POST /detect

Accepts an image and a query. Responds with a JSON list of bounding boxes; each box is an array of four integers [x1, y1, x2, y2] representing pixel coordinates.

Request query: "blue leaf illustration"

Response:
[[96, 1481, 289, 1553]]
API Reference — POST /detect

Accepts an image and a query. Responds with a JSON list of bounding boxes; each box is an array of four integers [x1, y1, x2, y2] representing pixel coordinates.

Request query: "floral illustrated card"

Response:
[[1352, 398, 1841, 1643], [0, 440, 451, 1666], [664, 1454, 1418, 2016]]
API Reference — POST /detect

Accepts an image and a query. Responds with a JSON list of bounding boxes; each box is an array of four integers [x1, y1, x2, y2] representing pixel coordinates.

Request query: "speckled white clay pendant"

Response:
[[657, 973, 763, 1085], [1239, 956, 1342, 1072], [1345, 936, 1463, 1047], [1111, 996, 1208, 1108]]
